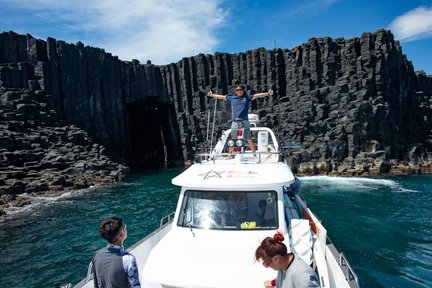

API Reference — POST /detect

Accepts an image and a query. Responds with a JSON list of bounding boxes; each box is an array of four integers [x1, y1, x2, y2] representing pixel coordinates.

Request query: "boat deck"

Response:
[[172, 152, 296, 190]]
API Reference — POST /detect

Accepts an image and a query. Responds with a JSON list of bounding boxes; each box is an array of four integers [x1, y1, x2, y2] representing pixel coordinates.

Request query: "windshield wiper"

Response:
[[182, 209, 195, 237]]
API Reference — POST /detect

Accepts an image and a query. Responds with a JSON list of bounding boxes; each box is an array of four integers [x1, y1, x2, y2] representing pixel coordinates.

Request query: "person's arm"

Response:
[[252, 87, 274, 100], [208, 89, 227, 100], [123, 254, 141, 288]]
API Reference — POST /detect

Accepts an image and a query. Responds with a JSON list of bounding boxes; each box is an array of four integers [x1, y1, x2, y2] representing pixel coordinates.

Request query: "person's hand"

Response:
[[267, 88, 274, 96], [264, 279, 274, 287], [207, 90, 214, 97]]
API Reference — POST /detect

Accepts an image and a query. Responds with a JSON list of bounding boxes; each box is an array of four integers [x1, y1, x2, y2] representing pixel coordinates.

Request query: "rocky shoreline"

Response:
[[294, 159, 432, 176], [3, 154, 430, 218], [0, 127, 128, 217], [1, 29, 432, 218], [0, 77, 430, 216], [289, 149, 432, 176], [0, 85, 128, 216]]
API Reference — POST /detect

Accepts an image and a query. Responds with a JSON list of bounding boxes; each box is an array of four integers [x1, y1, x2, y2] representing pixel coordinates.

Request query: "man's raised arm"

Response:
[[252, 87, 274, 100], [207, 90, 227, 100]]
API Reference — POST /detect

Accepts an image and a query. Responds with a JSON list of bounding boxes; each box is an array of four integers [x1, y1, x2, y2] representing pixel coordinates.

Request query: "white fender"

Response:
[[289, 219, 313, 265]]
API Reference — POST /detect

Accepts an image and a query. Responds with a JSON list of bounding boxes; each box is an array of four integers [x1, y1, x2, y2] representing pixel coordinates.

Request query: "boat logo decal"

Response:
[[197, 170, 259, 179], [198, 170, 225, 179], [226, 170, 258, 178]]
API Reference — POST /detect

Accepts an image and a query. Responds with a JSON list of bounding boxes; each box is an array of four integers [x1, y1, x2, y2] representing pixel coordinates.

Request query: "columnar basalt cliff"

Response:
[[0, 32, 184, 214], [162, 30, 432, 175], [1, 29, 432, 214]]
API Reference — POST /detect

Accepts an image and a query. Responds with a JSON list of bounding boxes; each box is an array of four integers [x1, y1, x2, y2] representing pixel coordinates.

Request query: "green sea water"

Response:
[[0, 169, 431, 288]]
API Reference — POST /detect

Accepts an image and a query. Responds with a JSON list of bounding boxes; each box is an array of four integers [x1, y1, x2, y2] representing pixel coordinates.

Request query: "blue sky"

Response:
[[1, 0, 431, 74]]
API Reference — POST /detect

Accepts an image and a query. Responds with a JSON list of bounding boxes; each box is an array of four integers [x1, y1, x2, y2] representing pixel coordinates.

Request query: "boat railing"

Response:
[[194, 151, 284, 164], [160, 211, 175, 230], [85, 262, 94, 283], [340, 252, 360, 288]]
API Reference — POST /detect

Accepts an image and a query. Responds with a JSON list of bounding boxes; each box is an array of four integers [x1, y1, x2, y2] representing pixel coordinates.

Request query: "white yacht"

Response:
[[75, 114, 359, 288]]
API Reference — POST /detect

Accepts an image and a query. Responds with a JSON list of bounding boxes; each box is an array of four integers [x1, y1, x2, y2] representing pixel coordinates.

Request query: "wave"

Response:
[[299, 175, 419, 193], [0, 181, 141, 222], [1, 186, 97, 220]]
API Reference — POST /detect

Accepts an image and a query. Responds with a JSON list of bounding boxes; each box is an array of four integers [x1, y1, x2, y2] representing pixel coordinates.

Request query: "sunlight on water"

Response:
[[0, 170, 431, 288], [300, 174, 432, 288]]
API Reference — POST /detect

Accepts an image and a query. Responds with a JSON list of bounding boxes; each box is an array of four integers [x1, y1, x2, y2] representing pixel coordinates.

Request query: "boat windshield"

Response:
[[177, 190, 278, 230]]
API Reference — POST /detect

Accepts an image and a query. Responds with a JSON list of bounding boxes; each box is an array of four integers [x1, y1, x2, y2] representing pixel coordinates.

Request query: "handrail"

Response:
[[194, 151, 283, 164], [340, 252, 360, 287], [86, 261, 94, 282], [160, 211, 175, 229]]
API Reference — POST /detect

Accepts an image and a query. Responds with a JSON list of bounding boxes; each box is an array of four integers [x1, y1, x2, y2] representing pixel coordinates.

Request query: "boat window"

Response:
[[177, 190, 278, 230]]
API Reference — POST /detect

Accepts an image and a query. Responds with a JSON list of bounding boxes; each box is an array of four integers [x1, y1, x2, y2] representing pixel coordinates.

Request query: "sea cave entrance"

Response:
[[126, 100, 183, 171]]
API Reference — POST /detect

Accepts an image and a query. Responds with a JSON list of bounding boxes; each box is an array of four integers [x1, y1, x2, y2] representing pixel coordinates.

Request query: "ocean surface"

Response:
[[0, 169, 431, 288]]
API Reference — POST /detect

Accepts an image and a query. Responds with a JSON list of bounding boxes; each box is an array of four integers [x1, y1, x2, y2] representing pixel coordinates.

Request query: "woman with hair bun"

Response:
[[255, 232, 320, 288]]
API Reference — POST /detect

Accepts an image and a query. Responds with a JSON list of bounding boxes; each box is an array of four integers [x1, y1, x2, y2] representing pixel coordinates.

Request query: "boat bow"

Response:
[[142, 229, 276, 288]]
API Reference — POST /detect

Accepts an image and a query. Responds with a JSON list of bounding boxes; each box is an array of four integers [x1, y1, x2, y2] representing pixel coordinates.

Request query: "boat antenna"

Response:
[[273, 83, 283, 144], [206, 107, 211, 146], [209, 97, 217, 153]]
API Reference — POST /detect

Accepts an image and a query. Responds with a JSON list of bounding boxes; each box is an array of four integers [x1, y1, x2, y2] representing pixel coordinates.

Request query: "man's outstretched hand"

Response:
[[268, 87, 274, 96]]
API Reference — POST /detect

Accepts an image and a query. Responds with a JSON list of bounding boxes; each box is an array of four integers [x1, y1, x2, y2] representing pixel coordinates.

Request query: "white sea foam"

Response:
[[299, 176, 418, 193], [1, 187, 97, 219]]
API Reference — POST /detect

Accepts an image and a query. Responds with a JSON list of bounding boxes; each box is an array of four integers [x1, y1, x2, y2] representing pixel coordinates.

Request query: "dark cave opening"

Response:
[[126, 101, 184, 171], [126, 101, 166, 171]]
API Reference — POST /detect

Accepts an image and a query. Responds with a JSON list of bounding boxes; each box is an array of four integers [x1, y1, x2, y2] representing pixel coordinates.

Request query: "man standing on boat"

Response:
[[207, 84, 274, 154], [92, 216, 141, 288]]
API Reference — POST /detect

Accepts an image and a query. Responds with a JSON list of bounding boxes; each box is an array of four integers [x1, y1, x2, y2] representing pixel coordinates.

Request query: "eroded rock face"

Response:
[[163, 30, 432, 176], [1, 29, 432, 214], [0, 32, 183, 215], [0, 82, 129, 215]]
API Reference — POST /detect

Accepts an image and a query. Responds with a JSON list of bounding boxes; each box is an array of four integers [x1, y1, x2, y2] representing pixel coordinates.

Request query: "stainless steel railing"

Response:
[[340, 252, 360, 288]]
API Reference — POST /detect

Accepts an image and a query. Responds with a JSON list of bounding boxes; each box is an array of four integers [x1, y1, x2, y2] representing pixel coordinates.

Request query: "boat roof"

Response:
[[171, 160, 295, 190], [173, 117, 296, 190]]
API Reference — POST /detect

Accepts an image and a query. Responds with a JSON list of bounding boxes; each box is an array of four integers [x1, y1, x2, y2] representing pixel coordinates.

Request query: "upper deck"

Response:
[[172, 118, 296, 190], [171, 158, 296, 190]]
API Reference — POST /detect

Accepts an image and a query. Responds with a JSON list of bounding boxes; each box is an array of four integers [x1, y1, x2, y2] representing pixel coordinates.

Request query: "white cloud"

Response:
[[94, 0, 225, 64], [389, 6, 432, 42], [1, 0, 226, 64], [285, 0, 340, 17]]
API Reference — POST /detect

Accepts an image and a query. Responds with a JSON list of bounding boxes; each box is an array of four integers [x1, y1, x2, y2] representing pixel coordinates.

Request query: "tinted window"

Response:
[[177, 190, 278, 230]]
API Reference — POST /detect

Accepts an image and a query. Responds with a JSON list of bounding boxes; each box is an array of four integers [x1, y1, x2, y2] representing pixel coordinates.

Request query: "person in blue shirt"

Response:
[[92, 216, 141, 288], [207, 84, 273, 155]]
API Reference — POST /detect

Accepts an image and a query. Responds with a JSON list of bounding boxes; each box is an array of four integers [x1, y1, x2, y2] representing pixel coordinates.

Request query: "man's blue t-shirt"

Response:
[[226, 94, 253, 120]]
